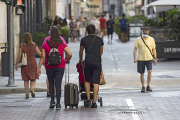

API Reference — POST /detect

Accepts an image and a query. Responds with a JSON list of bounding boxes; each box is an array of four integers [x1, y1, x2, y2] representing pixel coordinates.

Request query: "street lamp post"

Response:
[[6, 2, 16, 87]]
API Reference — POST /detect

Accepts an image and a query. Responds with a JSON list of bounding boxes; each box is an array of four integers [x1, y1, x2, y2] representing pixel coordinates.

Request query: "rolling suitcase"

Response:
[[64, 63, 79, 109]]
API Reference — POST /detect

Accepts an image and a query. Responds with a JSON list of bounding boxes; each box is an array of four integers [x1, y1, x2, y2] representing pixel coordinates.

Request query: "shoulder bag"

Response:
[[18, 44, 27, 67]]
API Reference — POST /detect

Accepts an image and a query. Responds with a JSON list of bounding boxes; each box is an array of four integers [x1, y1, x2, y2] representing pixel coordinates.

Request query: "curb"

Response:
[[0, 87, 47, 94]]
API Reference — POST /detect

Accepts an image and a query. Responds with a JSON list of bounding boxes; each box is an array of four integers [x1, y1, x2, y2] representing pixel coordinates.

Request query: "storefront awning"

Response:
[[141, 0, 180, 13]]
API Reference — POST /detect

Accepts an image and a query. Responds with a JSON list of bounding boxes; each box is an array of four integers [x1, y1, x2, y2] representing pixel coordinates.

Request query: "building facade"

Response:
[[81, 0, 103, 20], [102, 0, 123, 17], [123, 0, 143, 16], [0, 1, 20, 75]]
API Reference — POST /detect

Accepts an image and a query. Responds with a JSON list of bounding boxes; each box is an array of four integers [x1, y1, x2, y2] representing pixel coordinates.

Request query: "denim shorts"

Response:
[[137, 60, 153, 73]]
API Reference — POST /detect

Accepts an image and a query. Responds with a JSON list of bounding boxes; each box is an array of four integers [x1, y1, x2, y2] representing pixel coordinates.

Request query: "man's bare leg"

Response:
[[121, 33, 124, 42], [147, 70, 152, 86], [85, 81, 90, 100], [124, 33, 127, 42], [140, 73, 145, 87], [108, 35, 110, 44], [101, 32, 104, 40], [93, 84, 99, 103], [111, 34, 113, 44]]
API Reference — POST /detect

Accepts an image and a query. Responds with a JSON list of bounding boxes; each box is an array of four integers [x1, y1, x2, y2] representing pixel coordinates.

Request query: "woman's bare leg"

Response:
[[30, 80, 36, 91], [24, 80, 29, 95]]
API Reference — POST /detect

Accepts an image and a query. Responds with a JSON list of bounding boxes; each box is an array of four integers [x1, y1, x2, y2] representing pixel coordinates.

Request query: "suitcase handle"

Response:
[[65, 63, 69, 84]]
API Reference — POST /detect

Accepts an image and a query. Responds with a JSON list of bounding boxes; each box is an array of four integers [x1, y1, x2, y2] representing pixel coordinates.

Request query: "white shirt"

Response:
[[91, 19, 100, 29]]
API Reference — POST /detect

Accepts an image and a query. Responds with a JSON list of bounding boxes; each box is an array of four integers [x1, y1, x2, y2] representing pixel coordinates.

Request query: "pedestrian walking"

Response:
[[77, 18, 80, 41], [99, 14, 106, 40], [84, 17, 89, 36], [79, 24, 104, 108], [119, 14, 128, 43], [53, 16, 59, 26], [91, 16, 100, 36], [106, 15, 115, 44], [133, 27, 157, 92], [69, 16, 78, 42], [105, 12, 109, 21], [37, 27, 72, 110], [79, 17, 86, 40], [15, 32, 41, 99], [43, 25, 67, 97]]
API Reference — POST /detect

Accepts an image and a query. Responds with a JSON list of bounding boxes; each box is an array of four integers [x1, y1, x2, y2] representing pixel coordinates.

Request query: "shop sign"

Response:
[[163, 47, 180, 53]]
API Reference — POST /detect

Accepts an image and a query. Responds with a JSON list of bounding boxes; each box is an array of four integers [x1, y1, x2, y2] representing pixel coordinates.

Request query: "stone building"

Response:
[[0, 1, 20, 75]]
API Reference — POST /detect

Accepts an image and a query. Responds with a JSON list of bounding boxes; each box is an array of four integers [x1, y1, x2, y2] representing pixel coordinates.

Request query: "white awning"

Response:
[[141, 0, 180, 13]]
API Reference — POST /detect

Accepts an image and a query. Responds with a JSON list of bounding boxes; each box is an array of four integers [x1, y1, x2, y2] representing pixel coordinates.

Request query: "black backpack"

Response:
[[47, 41, 62, 66]]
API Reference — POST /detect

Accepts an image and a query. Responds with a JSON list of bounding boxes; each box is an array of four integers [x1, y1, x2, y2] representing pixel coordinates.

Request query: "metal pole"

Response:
[[6, 4, 16, 87]]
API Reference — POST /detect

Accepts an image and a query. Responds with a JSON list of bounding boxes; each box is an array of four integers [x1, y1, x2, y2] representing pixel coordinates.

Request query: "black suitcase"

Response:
[[64, 63, 79, 109]]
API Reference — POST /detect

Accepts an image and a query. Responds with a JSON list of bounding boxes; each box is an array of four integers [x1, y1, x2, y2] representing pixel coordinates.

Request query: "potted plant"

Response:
[[60, 26, 70, 44], [32, 32, 48, 57]]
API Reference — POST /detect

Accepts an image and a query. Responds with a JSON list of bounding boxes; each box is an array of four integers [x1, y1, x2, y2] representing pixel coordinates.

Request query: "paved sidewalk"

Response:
[[1, 87, 180, 120]]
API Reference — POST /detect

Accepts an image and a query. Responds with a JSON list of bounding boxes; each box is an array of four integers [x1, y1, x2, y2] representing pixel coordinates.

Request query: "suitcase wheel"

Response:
[[84, 101, 86, 106], [100, 97, 103, 107]]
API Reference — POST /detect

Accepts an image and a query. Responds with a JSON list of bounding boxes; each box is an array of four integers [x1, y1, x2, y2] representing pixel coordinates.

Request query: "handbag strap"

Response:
[[141, 36, 154, 58], [21, 44, 24, 53], [87, 36, 96, 53]]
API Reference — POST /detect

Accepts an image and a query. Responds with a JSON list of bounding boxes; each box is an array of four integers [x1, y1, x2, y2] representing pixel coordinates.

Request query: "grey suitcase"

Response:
[[64, 63, 79, 109]]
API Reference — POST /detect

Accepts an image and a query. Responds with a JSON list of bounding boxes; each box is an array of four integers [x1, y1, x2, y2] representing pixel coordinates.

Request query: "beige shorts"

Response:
[[100, 28, 106, 34]]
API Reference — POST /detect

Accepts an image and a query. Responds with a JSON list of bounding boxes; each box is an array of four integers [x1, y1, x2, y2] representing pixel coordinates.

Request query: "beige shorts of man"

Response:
[[100, 28, 106, 35]]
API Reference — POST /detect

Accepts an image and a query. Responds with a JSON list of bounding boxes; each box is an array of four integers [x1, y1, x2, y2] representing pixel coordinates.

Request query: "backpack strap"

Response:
[[55, 43, 60, 49], [47, 40, 60, 49], [46, 41, 53, 48]]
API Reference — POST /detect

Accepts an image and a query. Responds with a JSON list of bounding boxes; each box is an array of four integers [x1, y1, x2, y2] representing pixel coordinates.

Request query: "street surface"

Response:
[[0, 34, 180, 120]]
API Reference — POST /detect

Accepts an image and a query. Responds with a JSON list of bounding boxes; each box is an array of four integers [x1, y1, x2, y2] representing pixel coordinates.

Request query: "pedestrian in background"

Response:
[[99, 14, 106, 40], [91, 16, 100, 36], [105, 12, 109, 21], [79, 17, 86, 40], [53, 16, 59, 26], [84, 17, 89, 36], [62, 19, 68, 27], [133, 27, 157, 92], [56, 18, 62, 32], [15, 32, 41, 99], [69, 16, 78, 42], [79, 24, 104, 108], [77, 18, 80, 41], [119, 14, 128, 43], [37, 27, 72, 110], [106, 15, 115, 44]]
